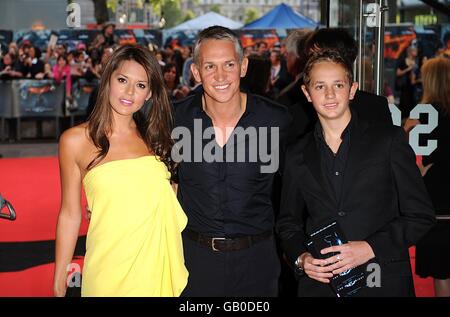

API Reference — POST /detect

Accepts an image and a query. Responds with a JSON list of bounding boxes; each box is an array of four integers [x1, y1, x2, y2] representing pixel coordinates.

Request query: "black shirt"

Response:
[[174, 92, 291, 237], [314, 113, 354, 204], [23, 59, 45, 78]]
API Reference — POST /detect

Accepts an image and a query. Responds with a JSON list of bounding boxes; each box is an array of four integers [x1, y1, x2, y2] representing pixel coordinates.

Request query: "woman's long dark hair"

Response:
[[87, 44, 175, 174]]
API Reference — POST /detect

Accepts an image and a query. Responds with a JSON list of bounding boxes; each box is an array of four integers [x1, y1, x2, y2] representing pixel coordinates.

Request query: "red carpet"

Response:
[[409, 247, 435, 297], [0, 156, 436, 296], [0, 259, 84, 297], [0, 157, 89, 242], [0, 157, 88, 296]]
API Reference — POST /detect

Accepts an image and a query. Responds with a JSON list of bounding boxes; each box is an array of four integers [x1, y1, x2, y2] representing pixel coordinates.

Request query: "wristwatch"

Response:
[[294, 255, 305, 276]]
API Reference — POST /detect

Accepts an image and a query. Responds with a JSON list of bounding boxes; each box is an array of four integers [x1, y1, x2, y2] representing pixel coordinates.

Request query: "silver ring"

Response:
[[336, 255, 341, 261]]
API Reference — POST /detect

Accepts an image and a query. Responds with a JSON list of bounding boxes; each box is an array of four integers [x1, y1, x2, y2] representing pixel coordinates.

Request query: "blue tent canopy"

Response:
[[243, 3, 318, 29]]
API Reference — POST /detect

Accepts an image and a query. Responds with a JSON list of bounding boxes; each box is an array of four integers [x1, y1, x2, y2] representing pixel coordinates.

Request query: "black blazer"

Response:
[[352, 90, 392, 125], [276, 116, 435, 296]]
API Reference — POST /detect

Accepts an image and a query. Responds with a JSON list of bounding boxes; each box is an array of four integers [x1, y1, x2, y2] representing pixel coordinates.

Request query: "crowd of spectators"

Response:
[[1, 24, 449, 116]]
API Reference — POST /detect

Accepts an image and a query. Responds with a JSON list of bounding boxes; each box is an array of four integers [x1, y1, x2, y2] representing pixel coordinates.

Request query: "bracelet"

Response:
[[294, 255, 305, 276]]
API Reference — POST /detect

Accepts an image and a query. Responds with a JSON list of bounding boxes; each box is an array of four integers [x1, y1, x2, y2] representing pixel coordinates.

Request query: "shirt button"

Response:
[[338, 211, 346, 217], [335, 171, 339, 176]]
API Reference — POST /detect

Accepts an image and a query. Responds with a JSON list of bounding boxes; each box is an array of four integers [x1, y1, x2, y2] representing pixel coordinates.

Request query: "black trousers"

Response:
[[181, 233, 281, 297]]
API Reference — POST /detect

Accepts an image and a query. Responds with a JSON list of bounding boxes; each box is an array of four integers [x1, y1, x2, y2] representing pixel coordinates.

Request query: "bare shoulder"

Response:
[[59, 123, 89, 151], [59, 123, 93, 165]]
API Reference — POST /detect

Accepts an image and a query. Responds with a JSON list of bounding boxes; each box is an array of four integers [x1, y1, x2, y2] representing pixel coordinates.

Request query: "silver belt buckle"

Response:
[[211, 237, 226, 251]]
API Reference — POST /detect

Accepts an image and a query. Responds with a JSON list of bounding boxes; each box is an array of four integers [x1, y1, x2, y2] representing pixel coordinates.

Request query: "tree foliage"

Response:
[[210, 4, 221, 14], [92, 0, 184, 26], [244, 7, 260, 24], [183, 10, 196, 22]]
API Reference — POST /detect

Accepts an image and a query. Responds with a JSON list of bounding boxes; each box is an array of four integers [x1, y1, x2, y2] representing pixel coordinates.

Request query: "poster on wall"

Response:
[[236, 29, 281, 50], [384, 25, 416, 60], [440, 24, 450, 56]]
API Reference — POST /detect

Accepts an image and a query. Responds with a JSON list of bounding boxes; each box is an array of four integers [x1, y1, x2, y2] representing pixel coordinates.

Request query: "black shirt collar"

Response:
[[192, 90, 254, 116], [314, 108, 358, 144]]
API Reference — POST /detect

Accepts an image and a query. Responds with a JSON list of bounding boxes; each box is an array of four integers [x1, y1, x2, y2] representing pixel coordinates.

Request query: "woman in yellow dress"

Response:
[[53, 45, 188, 297]]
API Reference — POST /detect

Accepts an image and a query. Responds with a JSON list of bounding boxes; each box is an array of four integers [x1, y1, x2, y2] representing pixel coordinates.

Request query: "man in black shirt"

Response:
[[276, 50, 434, 296], [173, 26, 291, 296]]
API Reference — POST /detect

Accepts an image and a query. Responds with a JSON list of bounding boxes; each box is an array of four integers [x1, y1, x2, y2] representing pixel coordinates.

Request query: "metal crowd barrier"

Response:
[[68, 78, 97, 125], [0, 78, 98, 141]]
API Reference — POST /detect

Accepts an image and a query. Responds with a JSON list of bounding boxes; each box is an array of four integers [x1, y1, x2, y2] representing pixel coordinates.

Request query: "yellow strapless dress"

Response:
[[81, 156, 188, 297]]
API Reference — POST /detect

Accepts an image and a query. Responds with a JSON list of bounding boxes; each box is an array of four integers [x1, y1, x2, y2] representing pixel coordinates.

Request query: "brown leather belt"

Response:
[[183, 229, 272, 252]]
